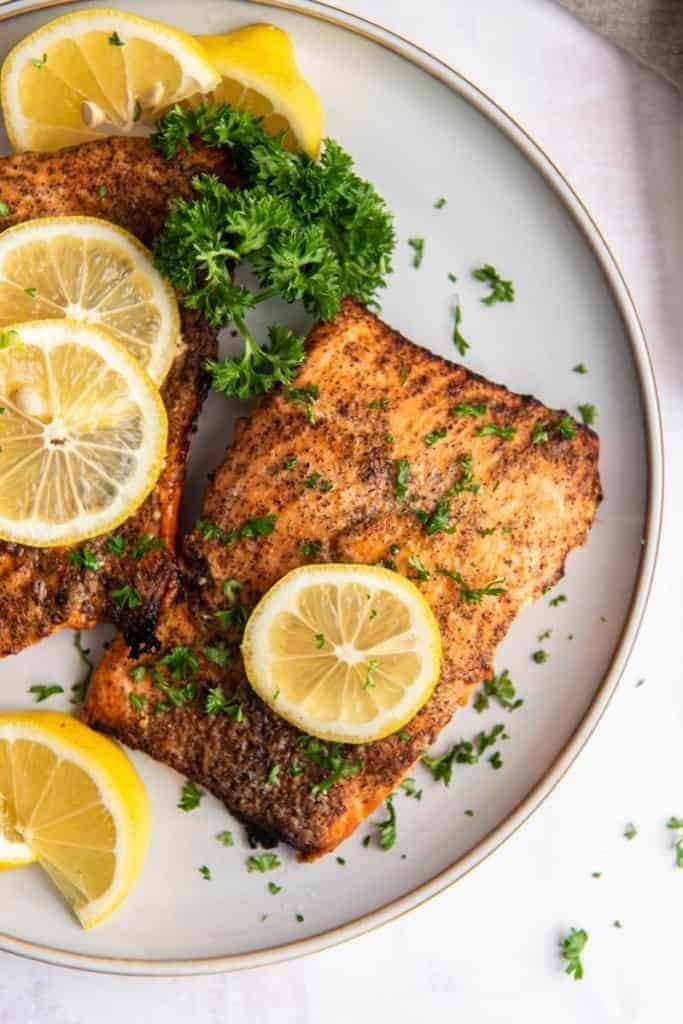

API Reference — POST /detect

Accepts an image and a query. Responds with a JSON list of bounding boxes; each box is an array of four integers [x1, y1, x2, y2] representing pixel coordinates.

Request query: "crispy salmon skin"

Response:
[[83, 299, 601, 858], [0, 137, 238, 657]]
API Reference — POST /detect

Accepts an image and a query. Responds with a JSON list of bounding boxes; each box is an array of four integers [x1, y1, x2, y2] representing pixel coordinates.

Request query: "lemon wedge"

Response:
[[1, 9, 220, 152], [0, 217, 179, 384], [195, 25, 324, 157], [242, 564, 441, 744], [0, 710, 149, 928], [0, 318, 167, 548]]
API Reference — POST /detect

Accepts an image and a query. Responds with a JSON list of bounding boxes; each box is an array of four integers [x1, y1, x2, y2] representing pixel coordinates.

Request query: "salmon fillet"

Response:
[[83, 299, 601, 858], [0, 137, 238, 657]]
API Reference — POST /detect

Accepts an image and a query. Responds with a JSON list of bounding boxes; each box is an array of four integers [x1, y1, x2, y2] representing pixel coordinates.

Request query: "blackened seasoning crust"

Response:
[[84, 300, 601, 860]]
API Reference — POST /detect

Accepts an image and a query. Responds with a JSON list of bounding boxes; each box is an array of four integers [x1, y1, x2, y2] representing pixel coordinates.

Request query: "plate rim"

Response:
[[0, 0, 664, 976]]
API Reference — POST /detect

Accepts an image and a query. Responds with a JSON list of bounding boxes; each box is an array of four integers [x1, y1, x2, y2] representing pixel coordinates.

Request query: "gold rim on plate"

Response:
[[0, 0, 664, 977]]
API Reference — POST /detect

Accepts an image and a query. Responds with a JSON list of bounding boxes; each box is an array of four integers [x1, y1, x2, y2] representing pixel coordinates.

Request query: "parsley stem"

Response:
[[251, 286, 281, 306]]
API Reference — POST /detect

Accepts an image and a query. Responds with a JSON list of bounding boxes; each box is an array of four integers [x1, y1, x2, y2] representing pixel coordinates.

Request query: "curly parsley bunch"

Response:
[[152, 104, 395, 399]]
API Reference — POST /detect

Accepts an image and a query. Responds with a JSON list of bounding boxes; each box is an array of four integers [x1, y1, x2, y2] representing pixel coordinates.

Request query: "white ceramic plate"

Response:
[[0, 0, 662, 976]]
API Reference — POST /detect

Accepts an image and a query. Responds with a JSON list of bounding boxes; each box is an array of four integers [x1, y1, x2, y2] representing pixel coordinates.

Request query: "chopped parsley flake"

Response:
[[560, 928, 588, 980], [531, 422, 550, 445], [400, 777, 422, 800], [204, 686, 244, 722], [298, 735, 362, 794], [473, 668, 522, 713], [555, 416, 576, 439], [578, 403, 597, 426], [202, 642, 233, 667], [30, 53, 47, 69], [438, 569, 506, 604], [29, 684, 64, 703], [216, 830, 234, 847], [394, 457, 410, 501], [532, 649, 549, 664], [666, 817, 683, 829], [549, 594, 567, 608], [363, 658, 380, 690], [452, 402, 487, 418], [131, 533, 164, 559], [70, 631, 93, 704], [67, 547, 100, 572], [573, 363, 588, 374], [314, 633, 325, 649], [407, 553, 430, 581], [286, 383, 319, 423], [473, 264, 514, 305], [178, 780, 203, 812], [452, 302, 469, 357], [422, 725, 505, 785], [129, 693, 148, 714], [158, 646, 198, 680], [375, 795, 397, 849], [537, 628, 552, 642], [300, 540, 323, 558], [434, 197, 447, 209], [408, 237, 425, 268], [199, 865, 211, 880], [283, 456, 298, 470], [488, 751, 503, 770], [268, 881, 282, 894], [25, 287, 37, 298], [109, 584, 142, 609], [265, 763, 282, 788], [247, 853, 281, 873], [108, 31, 125, 45], [477, 423, 516, 440], [105, 535, 127, 557], [425, 427, 447, 446], [623, 822, 637, 841], [0, 330, 21, 350], [0, 202, 12, 217]]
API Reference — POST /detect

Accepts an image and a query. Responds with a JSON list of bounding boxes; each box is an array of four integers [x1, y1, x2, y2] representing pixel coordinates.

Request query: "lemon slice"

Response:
[[0, 319, 167, 548], [242, 564, 441, 744], [0, 710, 149, 928], [195, 25, 324, 157], [1, 9, 220, 152], [0, 217, 179, 384]]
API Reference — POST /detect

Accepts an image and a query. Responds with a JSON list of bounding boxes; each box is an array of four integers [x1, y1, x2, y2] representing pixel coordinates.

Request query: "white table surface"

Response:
[[1, 0, 681, 1019]]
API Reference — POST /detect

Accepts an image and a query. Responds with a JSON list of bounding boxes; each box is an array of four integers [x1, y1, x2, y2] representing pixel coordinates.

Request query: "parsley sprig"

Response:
[[153, 105, 394, 399]]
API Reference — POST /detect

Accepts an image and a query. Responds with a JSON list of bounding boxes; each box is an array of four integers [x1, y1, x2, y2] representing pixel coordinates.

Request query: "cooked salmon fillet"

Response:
[[83, 299, 601, 858], [0, 137, 238, 657]]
